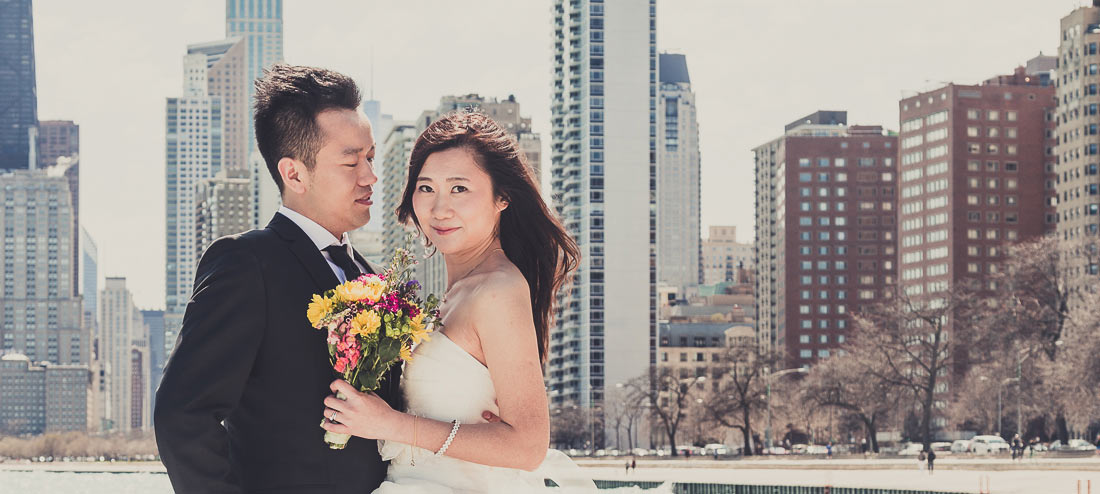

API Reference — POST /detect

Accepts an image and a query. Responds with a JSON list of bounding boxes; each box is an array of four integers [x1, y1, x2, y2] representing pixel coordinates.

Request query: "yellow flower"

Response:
[[363, 278, 386, 303], [409, 313, 432, 345], [307, 294, 334, 328], [351, 310, 381, 336], [400, 344, 414, 361], [335, 281, 370, 302]]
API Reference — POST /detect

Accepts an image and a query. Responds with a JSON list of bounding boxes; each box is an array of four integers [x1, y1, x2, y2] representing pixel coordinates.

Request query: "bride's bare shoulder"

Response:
[[468, 265, 530, 310]]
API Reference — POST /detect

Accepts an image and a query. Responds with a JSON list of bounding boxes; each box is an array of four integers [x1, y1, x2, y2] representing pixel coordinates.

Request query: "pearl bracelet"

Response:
[[435, 420, 460, 457]]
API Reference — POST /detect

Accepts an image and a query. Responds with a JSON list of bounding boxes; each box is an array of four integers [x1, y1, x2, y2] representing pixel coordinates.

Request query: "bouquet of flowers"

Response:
[[307, 246, 441, 449]]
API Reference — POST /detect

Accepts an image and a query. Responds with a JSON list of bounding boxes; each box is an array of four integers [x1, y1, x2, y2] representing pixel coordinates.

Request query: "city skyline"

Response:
[[31, 0, 1074, 308]]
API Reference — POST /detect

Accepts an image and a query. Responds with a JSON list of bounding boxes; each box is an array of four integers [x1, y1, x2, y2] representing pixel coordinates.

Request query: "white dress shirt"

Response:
[[278, 205, 365, 283]]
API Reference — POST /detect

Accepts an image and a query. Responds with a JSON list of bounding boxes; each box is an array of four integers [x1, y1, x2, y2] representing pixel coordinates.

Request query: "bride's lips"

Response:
[[432, 226, 460, 236], [355, 196, 373, 206]]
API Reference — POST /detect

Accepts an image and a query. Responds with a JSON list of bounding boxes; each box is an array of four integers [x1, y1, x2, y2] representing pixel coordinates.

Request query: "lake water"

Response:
[[0, 471, 173, 493]]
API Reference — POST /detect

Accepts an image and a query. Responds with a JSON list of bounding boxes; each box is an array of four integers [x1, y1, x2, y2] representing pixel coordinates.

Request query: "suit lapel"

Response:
[[267, 213, 340, 292]]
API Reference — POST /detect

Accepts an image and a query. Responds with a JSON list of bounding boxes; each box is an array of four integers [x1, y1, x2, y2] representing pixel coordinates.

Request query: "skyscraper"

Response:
[[753, 112, 899, 365], [0, 166, 86, 367], [548, 0, 658, 445], [99, 277, 144, 432], [657, 53, 701, 291], [897, 62, 1055, 302], [37, 120, 78, 169], [226, 0, 285, 229], [80, 227, 98, 326], [165, 40, 238, 352], [196, 167, 252, 256], [1056, 3, 1100, 287], [380, 122, 420, 271], [142, 309, 165, 412], [0, 0, 38, 170]]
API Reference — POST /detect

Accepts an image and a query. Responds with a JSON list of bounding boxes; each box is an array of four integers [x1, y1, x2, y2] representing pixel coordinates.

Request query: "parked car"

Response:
[[931, 442, 952, 454], [898, 442, 924, 456], [763, 446, 788, 455], [703, 443, 730, 456], [806, 444, 830, 455], [950, 439, 971, 454], [631, 448, 650, 457], [790, 443, 809, 454], [1067, 439, 1095, 451], [969, 435, 1010, 454]]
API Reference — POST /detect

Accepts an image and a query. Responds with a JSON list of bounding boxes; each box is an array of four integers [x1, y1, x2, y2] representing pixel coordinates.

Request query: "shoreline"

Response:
[[1, 456, 1097, 474]]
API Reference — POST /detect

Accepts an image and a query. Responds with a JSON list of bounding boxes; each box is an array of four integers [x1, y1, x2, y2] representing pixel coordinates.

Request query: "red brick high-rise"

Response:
[[896, 58, 1056, 301], [754, 111, 899, 367]]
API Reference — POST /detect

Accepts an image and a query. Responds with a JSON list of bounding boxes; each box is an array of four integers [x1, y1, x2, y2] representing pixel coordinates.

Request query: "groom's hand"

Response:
[[482, 411, 502, 423]]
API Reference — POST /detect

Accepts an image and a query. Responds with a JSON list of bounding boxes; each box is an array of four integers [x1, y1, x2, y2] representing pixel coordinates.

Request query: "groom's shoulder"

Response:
[[200, 228, 276, 264]]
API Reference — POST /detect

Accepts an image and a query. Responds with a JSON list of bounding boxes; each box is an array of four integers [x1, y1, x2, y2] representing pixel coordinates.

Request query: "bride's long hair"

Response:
[[396, 111, 579, 363]]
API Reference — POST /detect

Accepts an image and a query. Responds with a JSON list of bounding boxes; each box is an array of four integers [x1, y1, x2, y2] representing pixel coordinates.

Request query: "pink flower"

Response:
[[327, 331, 339, 345], [334, 358, 347, 373]]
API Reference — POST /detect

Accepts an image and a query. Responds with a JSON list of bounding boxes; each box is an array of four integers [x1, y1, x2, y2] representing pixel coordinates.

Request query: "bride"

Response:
[[319, 111, 588, 493]]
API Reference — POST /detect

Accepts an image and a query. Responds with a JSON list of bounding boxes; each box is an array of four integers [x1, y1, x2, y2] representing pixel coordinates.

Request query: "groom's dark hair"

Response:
[[254, 63, 362, 193]]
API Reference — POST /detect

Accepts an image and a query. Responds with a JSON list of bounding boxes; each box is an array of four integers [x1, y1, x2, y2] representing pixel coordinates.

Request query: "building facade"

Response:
[[897, 62, 1056, 303], [142, 309, 165, 412], [98, 277, 146, 432], [165, 41, 236, 354], [1056, 3, 1100, 292], [548, 0, 658, 447], [754, 112, 898, 366], [0, 0, 38, 170], [196, 167, 251, 256], [703, 226, 753, 286], [0, 354, 88, 434], [37, 120, 78, 169], [0, 167, 86, 366], [226, 0, 286, 229], [657, 53, 702, 291]]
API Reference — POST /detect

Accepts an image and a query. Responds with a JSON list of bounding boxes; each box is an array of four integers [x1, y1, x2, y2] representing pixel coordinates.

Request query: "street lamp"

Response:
[[763, 367, 808, 452]]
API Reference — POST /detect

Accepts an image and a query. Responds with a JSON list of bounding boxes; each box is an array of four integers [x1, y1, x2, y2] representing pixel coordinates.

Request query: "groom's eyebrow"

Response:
[[341, 145, 372, 156]]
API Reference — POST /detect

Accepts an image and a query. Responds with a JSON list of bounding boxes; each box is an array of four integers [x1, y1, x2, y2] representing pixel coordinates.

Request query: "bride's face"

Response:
[[412, 147, 508, 254]]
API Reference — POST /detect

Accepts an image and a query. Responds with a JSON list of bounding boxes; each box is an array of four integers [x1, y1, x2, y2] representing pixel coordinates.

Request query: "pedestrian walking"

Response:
[[631, 457, 637, 472], [1094, 434, 1100, 457], [826, 442, 833, 459], [918, 450, 926, 470], [625, 461, 630, 474], [927, 449, 936, 474]]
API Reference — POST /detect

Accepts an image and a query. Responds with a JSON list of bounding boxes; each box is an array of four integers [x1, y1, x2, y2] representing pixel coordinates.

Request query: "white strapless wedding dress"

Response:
[[372, 333, 639, 494]]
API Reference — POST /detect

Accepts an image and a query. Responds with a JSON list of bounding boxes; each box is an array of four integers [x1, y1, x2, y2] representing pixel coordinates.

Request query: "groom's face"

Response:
[[300, 109, 377, 234]]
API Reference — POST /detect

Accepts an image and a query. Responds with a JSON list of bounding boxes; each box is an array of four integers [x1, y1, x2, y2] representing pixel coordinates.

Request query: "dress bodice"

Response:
[[374, 334, 599, 494]]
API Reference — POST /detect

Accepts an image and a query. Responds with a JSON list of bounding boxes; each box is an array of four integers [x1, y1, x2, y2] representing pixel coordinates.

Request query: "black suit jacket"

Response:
[[155, 213, 403, 493]]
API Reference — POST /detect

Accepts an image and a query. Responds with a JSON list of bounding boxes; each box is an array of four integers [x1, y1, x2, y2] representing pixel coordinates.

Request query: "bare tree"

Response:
[[975, 236, 1100, 441], [849, 285, 976, 452], [698, 341, 780, 456], [800, 355, 899, 453], [624, 369, 705, 457]]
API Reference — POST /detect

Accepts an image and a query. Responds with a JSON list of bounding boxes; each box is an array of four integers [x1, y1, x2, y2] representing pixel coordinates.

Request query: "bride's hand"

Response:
[[321, 379, 399, 440]]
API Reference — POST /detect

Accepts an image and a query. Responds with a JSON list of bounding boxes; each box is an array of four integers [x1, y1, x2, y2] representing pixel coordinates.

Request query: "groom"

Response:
[[155, 64, 401, 493]]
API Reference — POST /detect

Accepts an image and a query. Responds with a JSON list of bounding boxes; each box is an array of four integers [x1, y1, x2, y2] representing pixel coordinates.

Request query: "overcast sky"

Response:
[[32, 0, 1083, 308]]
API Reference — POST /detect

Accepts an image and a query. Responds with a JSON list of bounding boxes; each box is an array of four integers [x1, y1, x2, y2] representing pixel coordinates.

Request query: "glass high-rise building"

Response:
[[164, 42, 235, 352], [548, 0, 657, 446], [226, 0, 285, 229], [0, 0, 38, 170]]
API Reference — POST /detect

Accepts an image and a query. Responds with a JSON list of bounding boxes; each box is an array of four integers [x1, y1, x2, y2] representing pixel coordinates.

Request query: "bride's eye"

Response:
[[417, 185, 434, 193], [452, 185, 468, 193]]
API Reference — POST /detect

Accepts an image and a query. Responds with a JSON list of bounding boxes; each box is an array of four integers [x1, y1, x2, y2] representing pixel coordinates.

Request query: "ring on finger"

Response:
[[329, 410, 339, 422]]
